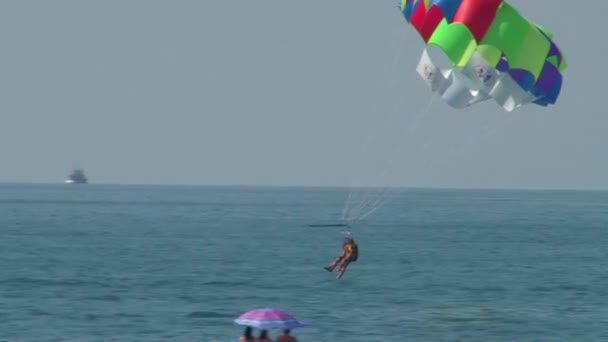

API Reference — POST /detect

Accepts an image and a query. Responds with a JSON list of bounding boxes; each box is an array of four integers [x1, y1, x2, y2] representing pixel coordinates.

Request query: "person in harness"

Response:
[[324, 232, 358, 279]]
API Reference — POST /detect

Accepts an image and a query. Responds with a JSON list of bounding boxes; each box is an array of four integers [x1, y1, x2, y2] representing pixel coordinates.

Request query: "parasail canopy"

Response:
[[398, 0, 567, 112]]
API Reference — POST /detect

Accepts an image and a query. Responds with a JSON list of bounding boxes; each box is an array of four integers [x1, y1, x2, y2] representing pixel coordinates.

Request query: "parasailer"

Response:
[[398, 0, 567, 112], [324, 232, 359, 279]]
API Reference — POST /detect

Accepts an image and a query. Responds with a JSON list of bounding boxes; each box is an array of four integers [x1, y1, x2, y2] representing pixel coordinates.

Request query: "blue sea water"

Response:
[[1, 184, 608, 341]]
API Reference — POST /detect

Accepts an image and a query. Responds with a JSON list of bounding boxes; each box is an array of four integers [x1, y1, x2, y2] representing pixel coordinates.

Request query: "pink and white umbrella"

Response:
[[234, 308, 307, 330]]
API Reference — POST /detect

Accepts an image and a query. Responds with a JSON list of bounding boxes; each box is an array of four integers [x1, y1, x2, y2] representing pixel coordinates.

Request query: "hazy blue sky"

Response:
[[0, 1, 605, 189]]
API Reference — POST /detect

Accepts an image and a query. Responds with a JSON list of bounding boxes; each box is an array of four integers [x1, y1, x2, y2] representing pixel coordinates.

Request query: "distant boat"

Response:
[[64, 169, 88, 184]]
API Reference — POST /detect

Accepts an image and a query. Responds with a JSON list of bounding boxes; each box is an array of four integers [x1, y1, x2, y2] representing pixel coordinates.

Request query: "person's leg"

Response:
[[324, 256, 343, 271], [336, 260, 350, 279]]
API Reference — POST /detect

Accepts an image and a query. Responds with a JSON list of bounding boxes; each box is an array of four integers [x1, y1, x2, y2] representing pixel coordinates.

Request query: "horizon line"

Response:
[[1, 181, 606, 193]]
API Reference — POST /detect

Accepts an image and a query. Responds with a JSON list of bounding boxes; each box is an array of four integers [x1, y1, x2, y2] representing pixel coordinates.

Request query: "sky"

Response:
[[0, 1, 605, 190]]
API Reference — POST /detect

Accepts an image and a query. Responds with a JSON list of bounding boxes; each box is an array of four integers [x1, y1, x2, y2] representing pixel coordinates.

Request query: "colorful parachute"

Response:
[[399, 0, 567, 112]]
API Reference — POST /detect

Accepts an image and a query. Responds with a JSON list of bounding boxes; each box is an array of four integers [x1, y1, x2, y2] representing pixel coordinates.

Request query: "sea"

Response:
[[1, 183, 608, 341]]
